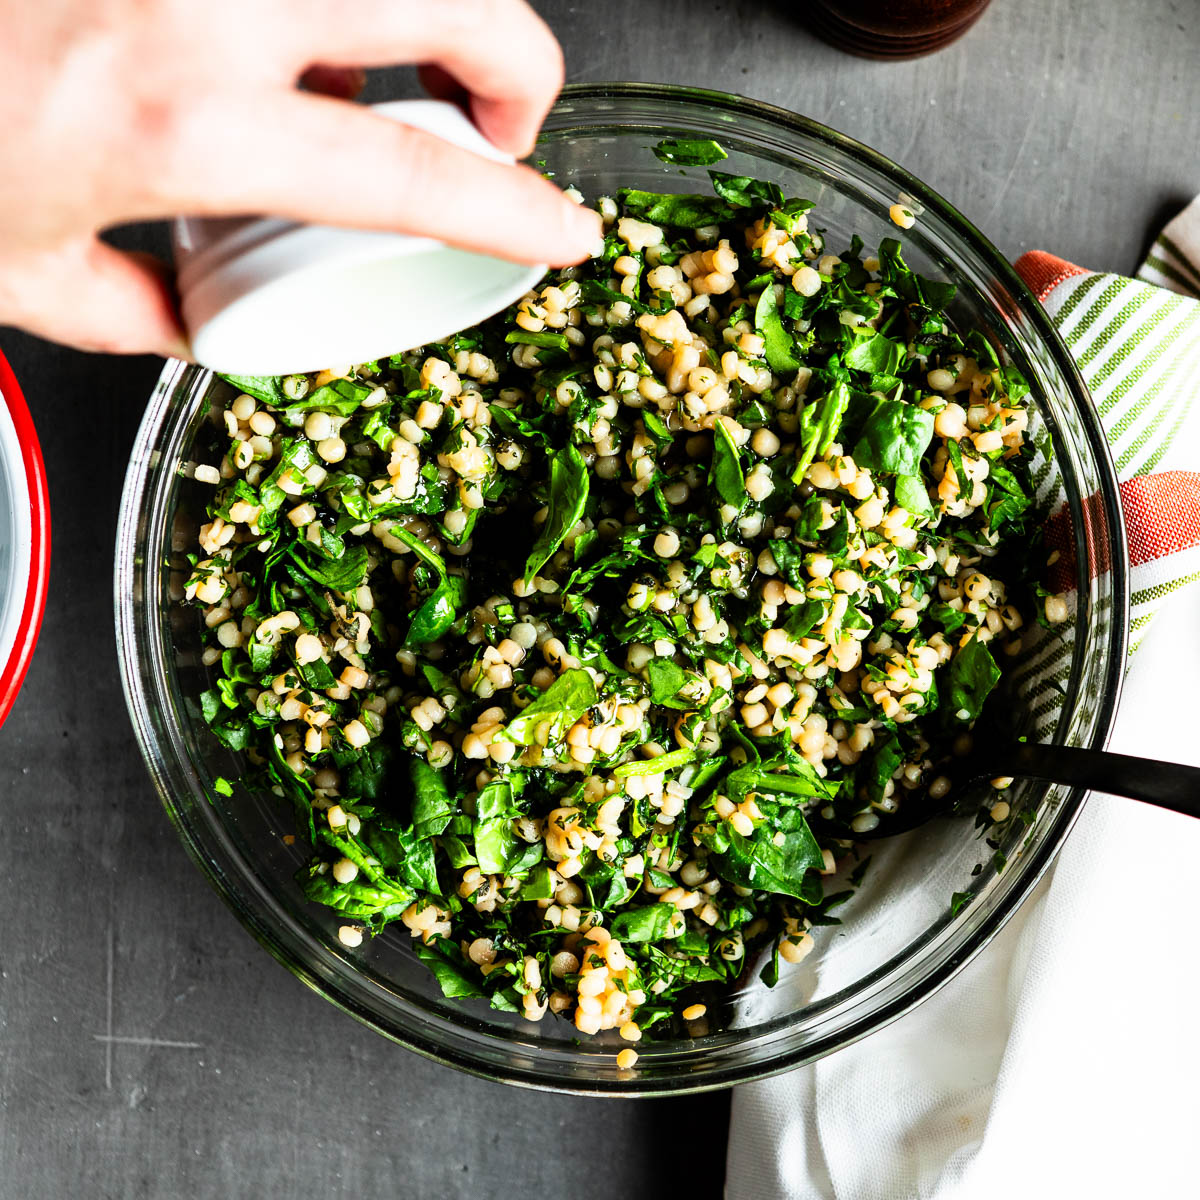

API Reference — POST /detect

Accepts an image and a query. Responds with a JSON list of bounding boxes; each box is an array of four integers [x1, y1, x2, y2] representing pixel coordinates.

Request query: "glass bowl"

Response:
[[115, 83, 1126, 1095]]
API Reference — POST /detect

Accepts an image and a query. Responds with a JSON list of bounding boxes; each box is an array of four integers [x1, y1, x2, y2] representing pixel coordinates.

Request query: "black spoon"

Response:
[[819, 741, 1200, 841]]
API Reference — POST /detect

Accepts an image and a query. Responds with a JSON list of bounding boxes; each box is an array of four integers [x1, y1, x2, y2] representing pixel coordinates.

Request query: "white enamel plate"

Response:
[[0, 350, 50, 728]]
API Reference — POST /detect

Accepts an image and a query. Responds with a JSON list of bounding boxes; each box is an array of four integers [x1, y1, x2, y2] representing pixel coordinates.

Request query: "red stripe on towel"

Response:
[[1120, 471, 1200, 566], [1014, 251, 1092, 302], [1043, 472, 1200, 592]]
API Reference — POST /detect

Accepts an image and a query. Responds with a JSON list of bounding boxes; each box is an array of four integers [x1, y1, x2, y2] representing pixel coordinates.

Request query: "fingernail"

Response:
[[545, 197, 606, 265], [570, 206, 605, 259]]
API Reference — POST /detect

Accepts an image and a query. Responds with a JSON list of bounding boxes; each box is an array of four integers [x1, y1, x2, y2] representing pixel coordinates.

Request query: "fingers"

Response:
[[285, 0, 563, 155], [298, 65, 367, 101], [417, 64, 467, 108], [171, 93, 601, 267], [415, 63, 549, 160], [0, 239, 189, 358]]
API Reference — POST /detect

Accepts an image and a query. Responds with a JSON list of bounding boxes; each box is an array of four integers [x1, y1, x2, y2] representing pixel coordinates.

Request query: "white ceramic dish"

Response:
[[174, 100, 548, 375]]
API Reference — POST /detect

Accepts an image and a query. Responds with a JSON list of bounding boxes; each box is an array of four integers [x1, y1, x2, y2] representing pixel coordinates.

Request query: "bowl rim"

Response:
[[0, 347, 51, 730], [115, 81, 1128, 1095]]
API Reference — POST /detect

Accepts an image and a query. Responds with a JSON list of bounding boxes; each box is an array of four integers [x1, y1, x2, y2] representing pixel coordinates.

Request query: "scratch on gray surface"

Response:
[[92, 1036, 203, 1049], [980, 102, 1039, 231], [104, 922, 114, 1091]]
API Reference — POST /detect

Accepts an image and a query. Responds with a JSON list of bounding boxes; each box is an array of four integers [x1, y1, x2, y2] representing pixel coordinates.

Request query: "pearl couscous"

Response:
[[183, 149, 1048, 1060]]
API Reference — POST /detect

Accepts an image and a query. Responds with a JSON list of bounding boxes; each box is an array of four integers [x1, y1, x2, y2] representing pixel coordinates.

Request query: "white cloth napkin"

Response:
[[727, 589, 1200, 1199], [726, 207, 1200, 1199]]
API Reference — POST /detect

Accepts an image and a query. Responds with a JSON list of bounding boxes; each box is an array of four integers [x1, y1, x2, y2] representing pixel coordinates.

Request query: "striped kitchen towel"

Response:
[[1014, 195, 1200, 658]]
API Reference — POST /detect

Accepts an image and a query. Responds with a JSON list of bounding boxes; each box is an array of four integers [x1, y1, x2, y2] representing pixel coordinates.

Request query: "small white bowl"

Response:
[[0, 350, 50, 729], [174, 100, 547, 375]]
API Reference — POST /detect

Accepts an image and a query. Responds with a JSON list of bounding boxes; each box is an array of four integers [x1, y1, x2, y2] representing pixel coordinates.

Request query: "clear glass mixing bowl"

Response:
[[115, 84, 1127, 1095]]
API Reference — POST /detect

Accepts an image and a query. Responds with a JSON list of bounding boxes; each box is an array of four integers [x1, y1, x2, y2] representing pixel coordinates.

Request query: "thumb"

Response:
[[0, 238, 190, 359]]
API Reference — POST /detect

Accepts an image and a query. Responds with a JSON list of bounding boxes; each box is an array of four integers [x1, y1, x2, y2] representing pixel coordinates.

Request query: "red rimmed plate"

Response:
[[0, 348, 50, 729]]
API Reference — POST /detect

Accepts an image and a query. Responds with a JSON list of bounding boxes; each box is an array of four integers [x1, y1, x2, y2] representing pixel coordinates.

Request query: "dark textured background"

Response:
[[1, 1, 1197, 1196]]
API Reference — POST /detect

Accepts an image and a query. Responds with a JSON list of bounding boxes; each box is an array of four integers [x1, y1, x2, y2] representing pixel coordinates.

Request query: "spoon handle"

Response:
[[1007, 742, 1200, 820]]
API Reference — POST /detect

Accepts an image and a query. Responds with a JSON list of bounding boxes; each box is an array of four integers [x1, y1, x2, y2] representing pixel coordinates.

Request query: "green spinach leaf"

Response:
[[219, 374, 286, 407], [710, 804, 824, 900], [947, 638, 1001, 722], [754, 284, 800, 374], [618, 189, 734, 228], [614, 748, 696, 777], [410, 757, 455, 838], [414, 940, 486, 998], [646, 658, 691, 709], [473, 776, 524, 875], [653, 137, 728, 166], [499, 668, 598, 746], [708, 171, 784, 209], [609, 903, 675, 942], [289, 544, 369, 591], [709, 419, 746, 509], [792, 382, 851, 482], [505, 329, 571, 352], [863, 731, 903, 807], [851, 397, 935, 476], [768, 198, 815, 235], [997, 365, 1030, 402], [876, 238, 957, 309], [894, 473, 935, 517], [844, 332, 906, 377], [525, 443, 589, 583], [407, 574, 467, 645], [283, 377, 374, 417], [724, 758, 838, 805]]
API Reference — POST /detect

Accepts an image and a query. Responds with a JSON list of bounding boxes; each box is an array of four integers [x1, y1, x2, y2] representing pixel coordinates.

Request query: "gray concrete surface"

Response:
[[1, 1, 1197, 1196]]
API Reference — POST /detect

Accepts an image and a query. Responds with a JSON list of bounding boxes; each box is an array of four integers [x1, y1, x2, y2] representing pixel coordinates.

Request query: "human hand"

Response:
[[0, 0, 600, 356]]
